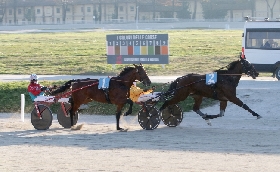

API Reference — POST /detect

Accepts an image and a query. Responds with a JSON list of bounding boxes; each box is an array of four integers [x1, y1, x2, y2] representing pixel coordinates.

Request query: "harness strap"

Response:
[[55, 82, 98, 99], [102, 88, 111, 104]]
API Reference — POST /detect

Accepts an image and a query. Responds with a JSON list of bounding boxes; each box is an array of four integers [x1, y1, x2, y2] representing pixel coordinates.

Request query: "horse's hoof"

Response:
[[119, 128, 128, 132], [257, 115, 262, 119], [124, 112, 130, 116], [71, 124, 84, 130], [205, 119, 212, 126]]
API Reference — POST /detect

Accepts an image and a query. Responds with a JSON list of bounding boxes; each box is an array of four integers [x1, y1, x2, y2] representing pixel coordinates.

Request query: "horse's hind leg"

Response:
[[192, 95, 212, 125], [192, 95, 205, 117], [192, 96, 227, 125], [124, 99, 133, 116], [69, 98, 83, 130], [159, 92, 188, 111], [69, 98, 74, 127], [160, 98, 178, 111]]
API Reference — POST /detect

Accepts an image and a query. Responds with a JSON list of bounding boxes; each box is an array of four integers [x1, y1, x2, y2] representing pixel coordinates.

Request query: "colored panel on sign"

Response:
[[155, 46, 161, 55], [161, 45, 168, 55], [128, 46, 133, 55], [141, 46, 147, 55], [121, 46, 128, 55], [116, 55, 122, 64], [134, 46, 140, 55], [148, 46, 154, 55], [107, 46, 115, 55], [115, 46, 120, 55]]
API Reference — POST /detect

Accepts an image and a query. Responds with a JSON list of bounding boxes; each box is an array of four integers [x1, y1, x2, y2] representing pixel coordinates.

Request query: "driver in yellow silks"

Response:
[[129, 82, 160, 103]]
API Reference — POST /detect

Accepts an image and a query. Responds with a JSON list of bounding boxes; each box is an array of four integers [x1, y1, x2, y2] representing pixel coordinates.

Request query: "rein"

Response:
[[37, 82, 99, 103], [66, 82, 98, 96], [219, 74, 244, 76], [50, 73, 145, 100]]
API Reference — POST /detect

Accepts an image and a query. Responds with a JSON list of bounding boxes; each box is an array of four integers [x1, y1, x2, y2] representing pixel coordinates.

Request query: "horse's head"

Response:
[[240, 56, 259, 79], [133, 64, 151, 86]]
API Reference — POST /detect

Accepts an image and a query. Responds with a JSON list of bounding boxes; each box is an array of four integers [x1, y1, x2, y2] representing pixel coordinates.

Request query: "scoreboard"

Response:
[[106, 34, 169, 64]]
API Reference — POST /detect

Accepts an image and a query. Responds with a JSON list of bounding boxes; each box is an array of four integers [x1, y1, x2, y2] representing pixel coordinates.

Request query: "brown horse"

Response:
[[51, 64, 151, 130], [159, 55, 262, 125]]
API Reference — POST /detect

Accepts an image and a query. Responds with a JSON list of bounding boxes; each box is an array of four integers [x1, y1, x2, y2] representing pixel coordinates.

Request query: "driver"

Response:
[[129, 82, 160, 103], [27, 74, 47, 102]]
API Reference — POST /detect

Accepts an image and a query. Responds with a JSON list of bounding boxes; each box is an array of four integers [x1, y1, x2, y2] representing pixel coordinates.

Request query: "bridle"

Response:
[[134, 65, 150, 86], [240, 58, 258, 78]]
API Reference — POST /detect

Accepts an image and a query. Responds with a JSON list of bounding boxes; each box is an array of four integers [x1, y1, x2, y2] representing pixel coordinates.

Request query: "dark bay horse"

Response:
[[51, 64, 151, 130], [159, 56, 262, 125]]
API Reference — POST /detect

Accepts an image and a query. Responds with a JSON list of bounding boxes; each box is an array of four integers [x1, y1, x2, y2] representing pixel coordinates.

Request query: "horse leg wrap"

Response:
[[219, 110, 225, 117], [242, 104, 259, 117], [195, 110, 206, 118], [242, 104, 250, 110]]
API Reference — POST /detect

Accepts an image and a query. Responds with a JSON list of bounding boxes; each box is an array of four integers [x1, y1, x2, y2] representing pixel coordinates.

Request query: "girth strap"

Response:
[[210, 84, 218, 100], [103, 88, 111, 104]]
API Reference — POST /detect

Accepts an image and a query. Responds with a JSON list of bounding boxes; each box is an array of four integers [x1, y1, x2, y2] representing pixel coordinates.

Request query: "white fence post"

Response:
[[21, 94, 25, 122]]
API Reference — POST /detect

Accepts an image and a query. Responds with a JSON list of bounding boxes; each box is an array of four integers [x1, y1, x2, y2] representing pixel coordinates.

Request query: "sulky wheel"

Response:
[[161, 104, 183, 127], [138, 105, 161, 130], [31, 104, 53, 130], [57, 103, 78, 128]]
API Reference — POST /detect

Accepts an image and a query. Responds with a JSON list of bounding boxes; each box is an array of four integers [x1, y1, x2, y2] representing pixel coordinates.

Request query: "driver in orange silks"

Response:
[[123, 82, 160, 116], [129, 82, 160, 103]]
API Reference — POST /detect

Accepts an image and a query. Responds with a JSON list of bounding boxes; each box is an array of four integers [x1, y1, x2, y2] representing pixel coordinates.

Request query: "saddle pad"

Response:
[[98, 78, 110, 89], [206, 72, 217, 85]]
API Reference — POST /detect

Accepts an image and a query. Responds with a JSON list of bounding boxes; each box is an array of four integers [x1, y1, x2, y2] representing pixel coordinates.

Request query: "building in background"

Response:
[[0, 0, 279, 25]]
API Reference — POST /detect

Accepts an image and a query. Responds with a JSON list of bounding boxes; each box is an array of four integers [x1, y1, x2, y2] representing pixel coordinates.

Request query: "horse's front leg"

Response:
[[124, 98, 133, 116], [228, 96, 262, 119], [116, 104, 125, 130]]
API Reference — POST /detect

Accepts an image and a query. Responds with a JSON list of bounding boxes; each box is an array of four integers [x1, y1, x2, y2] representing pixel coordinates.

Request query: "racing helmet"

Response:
[[30, 74, 38, 82]]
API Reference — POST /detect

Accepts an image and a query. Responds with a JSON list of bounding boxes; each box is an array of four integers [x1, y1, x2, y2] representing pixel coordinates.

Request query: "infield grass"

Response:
[[0, 29, 243, 75]]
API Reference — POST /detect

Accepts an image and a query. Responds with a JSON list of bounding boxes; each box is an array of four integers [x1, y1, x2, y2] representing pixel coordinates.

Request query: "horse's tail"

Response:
[[51, 79, 76, 95]]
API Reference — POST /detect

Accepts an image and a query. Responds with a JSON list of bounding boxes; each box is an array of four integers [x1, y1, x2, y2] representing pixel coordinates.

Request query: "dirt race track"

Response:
[[1, 80, 280, 172]]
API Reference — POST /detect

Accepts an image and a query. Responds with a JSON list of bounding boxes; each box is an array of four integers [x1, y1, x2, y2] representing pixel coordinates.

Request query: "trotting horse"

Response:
[[51, 64, 151, 130], [159, 55, 262, 125]]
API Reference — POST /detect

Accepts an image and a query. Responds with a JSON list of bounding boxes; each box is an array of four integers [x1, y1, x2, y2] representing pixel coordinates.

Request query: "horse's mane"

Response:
[[214, 60, 240, 73], [119, 67, 134, 77]]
